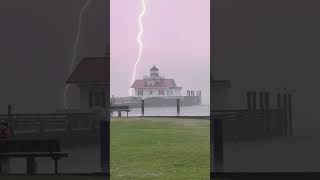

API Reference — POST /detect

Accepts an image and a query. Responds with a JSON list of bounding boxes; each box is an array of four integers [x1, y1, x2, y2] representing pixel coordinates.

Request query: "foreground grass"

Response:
[[111, 117, 210, 180]]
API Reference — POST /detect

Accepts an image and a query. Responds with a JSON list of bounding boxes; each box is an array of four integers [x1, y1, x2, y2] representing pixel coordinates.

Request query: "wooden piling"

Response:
[[141, 100, 144, 116], [177, 98, 180, 116], [99, 111, 109, 174], [7, 104, 15, 133], [26, 157, 37, 175], [288, 93, 293, 136], [264, 92, 271, 135], [259, 92, 264, 110], [283, 93, 288, 137], [259, 92, 265, 136], [213, 119, 223, 172], [277, 93, 282, 136], [246, 91, 252, 139], [246, 91, 252, 111], [252, 91, 257, 137]]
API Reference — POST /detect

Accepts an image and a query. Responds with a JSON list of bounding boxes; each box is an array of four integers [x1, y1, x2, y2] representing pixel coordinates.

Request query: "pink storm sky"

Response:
[[111, 0, 210, 104]]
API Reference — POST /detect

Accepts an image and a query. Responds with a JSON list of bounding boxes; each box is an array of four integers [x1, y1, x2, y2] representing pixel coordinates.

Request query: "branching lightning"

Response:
[[130, 0, 146, 96], [63, 0, 92, 109]]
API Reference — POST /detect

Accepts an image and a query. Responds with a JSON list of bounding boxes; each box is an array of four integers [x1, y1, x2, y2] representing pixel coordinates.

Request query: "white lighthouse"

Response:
[[131, 65, 182, 98]]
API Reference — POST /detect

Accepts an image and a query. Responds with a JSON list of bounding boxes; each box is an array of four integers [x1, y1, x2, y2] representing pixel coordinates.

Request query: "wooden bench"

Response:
[[0, 139, 68, 174], [110, 105, 131, 117]]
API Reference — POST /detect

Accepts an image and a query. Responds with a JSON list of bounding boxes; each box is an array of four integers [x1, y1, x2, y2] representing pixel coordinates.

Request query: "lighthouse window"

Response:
[[95, 92, 103, 106], [138, 90, 143, 96]]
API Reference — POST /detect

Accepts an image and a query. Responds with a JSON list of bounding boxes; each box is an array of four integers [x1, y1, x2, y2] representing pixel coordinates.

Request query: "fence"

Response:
[[0, 109, 99, 135], [212, 109, 287, 141]]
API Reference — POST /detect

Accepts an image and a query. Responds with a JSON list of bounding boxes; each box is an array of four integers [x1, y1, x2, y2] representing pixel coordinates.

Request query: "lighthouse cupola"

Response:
[[150, 65, 159, 79]]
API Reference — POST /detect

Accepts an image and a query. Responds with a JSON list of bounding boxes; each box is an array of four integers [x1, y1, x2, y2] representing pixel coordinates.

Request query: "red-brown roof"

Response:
[[66, 57, 108, 84], [131, 79, 181, 89]]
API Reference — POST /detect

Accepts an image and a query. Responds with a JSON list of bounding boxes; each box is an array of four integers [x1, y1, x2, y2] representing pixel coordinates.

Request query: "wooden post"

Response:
[[259, 92, 264, 110], [288, 93, 293, 136], [141, 100, 144, 116], [259, 92, 265, 137], [246, 91, 252, 111], [99, 111, 109, 174], [213, 119, 223, 172], [39, 117, 44, 134], [246, 91, 252, 139], [277, 93, 282, 136], [7, 104, 15, 135], [118, 111, 122, 117], [177, 98, 180, 116], [66, 114, 72, 133], [90, 114, 96, 130], [283, 93, 288, 137], [264, 92, 271, 135], [7, 105, 12, 116], [252, 91, 257, 112], [252, 91, 257, 138], [26, 157, 37, 174]]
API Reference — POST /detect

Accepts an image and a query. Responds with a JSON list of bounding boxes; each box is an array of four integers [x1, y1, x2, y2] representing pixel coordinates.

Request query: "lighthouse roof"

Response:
[[66, 57, 108, 85], [131, 79, 181, 89]]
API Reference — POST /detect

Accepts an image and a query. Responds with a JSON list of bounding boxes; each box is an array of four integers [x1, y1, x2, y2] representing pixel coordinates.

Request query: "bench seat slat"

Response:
[[0, 153, 68, 158]]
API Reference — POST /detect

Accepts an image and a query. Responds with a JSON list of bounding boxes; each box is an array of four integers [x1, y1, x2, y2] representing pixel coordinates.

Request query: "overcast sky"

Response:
[[111, 0, 210, 104]]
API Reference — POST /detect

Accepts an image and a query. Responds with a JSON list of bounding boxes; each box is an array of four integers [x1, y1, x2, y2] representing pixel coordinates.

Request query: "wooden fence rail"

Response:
[[0, 112, 99, 135], [212, 109, 288, 141]]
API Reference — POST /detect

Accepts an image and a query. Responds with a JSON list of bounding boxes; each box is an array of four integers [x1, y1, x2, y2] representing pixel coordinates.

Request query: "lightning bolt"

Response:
[[63, 0, 92, 109], [130, 0, 146, 96]]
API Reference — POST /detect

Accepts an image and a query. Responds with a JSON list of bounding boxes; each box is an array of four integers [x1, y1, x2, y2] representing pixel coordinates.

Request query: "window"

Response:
[[138, 90, 143, 96], [159, 89, 164, 95], [95, 92, 101, 106], [89, 91, 93, 108]]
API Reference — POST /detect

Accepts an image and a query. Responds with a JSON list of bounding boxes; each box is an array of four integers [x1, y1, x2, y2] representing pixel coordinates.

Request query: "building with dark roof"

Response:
[[131, 65, 182, 98], [66, 57, 107, 110]]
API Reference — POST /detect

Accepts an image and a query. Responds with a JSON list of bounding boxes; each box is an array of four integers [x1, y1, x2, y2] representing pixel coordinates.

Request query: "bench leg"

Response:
[[26, 157, 37, 175], [0, 158, 10, 174], [54, 159, 58, 174]]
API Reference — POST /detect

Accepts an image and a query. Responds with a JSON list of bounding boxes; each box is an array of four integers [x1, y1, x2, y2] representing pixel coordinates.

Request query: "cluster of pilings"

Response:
[[246, 91, 293, 138], [187, 90, 201, 97], [212, 90, 294, 173]]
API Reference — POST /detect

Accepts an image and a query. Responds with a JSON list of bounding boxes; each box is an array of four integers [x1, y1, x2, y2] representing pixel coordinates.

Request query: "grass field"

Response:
[[111, 117, 210, 180]]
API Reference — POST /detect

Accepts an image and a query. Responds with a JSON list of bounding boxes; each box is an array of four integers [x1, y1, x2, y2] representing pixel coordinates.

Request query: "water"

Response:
[[120, 104, 210, 117]]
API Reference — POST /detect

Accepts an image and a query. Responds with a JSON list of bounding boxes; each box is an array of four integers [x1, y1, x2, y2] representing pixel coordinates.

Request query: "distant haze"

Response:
[[111, 0, 210, 104]]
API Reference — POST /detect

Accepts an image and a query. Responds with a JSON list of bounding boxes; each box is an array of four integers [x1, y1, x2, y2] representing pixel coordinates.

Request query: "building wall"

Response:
[[135, 88, 181, 98], [80, 85, 107, 110], [80, 85, 90, 110]]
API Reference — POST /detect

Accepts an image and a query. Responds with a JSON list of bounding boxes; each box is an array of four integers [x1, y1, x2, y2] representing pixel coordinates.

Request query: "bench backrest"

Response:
[[0, 139, 61, 153], [110, 105, 130, 110]]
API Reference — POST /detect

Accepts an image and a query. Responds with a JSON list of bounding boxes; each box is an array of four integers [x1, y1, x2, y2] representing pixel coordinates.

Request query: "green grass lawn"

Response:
[[111, 117, 210, 180]]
